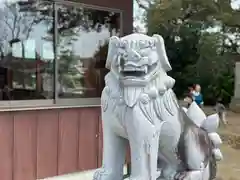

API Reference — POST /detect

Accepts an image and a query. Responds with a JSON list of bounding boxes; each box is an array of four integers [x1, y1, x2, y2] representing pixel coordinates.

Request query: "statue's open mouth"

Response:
[[121, 71, 145, 77], [120, 63, 158, 78]]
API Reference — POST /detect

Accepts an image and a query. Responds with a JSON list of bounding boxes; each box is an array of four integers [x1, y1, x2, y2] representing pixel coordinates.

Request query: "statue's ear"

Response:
[[152, 34, 172, 72], [105, 36, 120, 69]]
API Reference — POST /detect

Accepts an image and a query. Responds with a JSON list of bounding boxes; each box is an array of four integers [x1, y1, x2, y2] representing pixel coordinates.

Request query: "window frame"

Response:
[[0, 0, 123, 110]]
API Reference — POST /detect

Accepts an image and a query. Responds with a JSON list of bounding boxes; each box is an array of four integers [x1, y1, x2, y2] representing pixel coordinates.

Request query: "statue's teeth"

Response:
[[118, 66, 122, 73], [144, 66, 148, 73]]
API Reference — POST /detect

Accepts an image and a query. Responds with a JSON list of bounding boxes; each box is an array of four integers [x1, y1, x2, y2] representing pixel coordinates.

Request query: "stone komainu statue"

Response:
[[93, 33, 223, 180]]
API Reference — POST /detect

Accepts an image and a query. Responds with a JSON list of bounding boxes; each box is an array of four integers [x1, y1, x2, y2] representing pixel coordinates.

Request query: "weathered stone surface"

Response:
[[230, 98, 240, 112], [94, 33, 223, 180], [230, 62, 240, 112]]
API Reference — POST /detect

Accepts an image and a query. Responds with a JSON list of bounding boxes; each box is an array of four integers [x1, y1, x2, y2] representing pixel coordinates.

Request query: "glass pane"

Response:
[[0, 0, 54, 100], [57, 5, 121, 98]]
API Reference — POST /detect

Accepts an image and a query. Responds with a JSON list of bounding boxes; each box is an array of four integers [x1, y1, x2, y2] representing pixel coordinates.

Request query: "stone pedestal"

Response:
[[230, 62, 240, 112]]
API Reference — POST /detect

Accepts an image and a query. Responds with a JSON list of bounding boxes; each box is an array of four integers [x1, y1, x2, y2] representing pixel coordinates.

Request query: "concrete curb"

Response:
[[38, 170, 95, 180], [38, 167, 128, 180]]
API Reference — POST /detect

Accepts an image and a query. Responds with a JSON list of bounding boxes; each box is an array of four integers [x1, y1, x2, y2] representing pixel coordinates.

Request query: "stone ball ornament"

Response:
[[93, 33, 223, 180]]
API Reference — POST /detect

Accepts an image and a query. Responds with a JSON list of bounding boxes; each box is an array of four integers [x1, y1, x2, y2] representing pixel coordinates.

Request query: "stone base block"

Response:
[[38, 166, 129, 180], [230, 97, 240, 113]]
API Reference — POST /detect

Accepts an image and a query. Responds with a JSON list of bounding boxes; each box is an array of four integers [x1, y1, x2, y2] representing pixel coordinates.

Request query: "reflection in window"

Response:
[[57, 5, 121, 98], [0, 0, 54, 100]]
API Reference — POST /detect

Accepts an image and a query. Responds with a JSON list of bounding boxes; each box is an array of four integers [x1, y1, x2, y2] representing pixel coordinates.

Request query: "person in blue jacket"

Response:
[[192, 84, 204, 108]]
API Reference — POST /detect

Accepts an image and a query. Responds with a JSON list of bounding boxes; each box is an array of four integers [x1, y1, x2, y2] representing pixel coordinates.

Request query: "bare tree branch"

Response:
[[2, 10, 14, 38], [3, 19, 13, 37], [2, 2, 39, 40], [15, 16, 22, 38], [25, 17, 37, 39], [5, 3, 18, 38]]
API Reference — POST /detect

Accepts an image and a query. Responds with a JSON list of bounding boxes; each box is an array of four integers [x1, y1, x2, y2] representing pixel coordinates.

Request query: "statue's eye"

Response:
[[140, 52, 147, 57], [140, 48, 150, 57]]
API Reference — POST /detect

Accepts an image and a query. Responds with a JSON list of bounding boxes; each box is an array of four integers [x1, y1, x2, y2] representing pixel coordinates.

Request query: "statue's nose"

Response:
[[126, 50, 141, 61]]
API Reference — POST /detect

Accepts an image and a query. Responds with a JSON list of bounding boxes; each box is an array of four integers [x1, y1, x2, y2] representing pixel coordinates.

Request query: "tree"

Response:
[[53, 5, 120, 92], [0, 1, 49, 88], [195, 32, 235, 104], [11, 2, 120, 92], [145, 0, 239, 104]]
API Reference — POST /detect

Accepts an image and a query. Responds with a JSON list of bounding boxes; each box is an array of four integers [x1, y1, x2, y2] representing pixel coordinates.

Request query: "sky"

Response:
[[232, 0, 240, 9], [133, 0, 147, 33], [0, 0, 119, 59]]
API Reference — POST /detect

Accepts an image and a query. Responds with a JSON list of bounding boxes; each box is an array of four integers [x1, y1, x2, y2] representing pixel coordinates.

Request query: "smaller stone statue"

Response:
[[93, 33, 223, 180]]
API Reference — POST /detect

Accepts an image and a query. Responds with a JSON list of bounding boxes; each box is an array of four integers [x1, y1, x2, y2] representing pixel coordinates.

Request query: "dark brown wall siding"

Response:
[[0, 108, 101, 180], [37, 111, 58, 178], [0, 113, 13, 180], [72, 0, 133, 35], [14, 112, 38, 180]]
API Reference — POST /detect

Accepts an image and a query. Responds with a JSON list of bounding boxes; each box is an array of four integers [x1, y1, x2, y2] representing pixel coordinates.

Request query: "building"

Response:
[[0, 0, 133, 179]]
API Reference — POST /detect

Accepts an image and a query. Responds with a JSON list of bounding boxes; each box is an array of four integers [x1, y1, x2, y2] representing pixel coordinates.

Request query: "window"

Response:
[[0, 0, 54, 100], [56, 5, 121, 98], [0, 0, 122, 106]]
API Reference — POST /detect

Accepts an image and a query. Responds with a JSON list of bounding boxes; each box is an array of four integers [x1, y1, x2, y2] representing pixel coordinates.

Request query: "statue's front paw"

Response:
[[93, 167, 122, 180], [93, 168, 109, 180], [174, 171, 202, 180], [174, 172, 188, 180]]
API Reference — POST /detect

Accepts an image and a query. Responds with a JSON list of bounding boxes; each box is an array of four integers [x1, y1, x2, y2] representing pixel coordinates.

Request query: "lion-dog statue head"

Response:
[[105, 33, 175, 107]]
